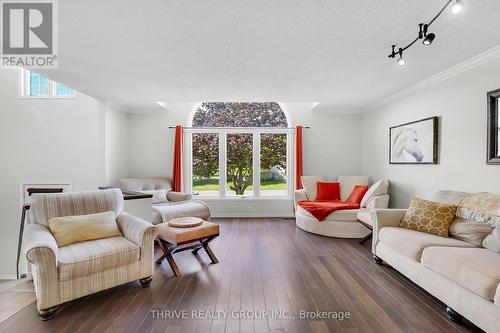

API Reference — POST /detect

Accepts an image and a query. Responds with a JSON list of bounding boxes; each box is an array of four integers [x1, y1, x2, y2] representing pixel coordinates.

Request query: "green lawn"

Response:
[[193, 177, 286, 190]]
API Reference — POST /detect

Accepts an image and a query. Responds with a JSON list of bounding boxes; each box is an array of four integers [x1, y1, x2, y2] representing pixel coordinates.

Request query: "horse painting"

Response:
[[391, 128, 424, 162], [389, 117, 438, 164]]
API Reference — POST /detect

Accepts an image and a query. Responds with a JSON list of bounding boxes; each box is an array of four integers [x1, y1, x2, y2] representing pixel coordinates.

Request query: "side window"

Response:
[[21, 70, 76, 98]]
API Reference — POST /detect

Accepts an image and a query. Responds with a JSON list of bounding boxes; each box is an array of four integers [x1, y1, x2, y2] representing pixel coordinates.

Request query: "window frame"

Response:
[[20, 69, 77, 99], [186, 126, 294, 200]]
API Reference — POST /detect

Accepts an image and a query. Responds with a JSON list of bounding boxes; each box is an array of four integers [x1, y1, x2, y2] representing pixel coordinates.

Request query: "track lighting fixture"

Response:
[[388, 0, 464, 66]]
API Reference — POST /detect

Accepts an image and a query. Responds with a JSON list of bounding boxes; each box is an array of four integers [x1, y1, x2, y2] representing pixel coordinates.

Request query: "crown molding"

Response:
[[362, 44, 500, 113]]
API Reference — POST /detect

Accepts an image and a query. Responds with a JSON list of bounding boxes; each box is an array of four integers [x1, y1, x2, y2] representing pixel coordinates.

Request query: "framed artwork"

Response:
[[487, 89, 500, 164], [389, 116, 439, 164]]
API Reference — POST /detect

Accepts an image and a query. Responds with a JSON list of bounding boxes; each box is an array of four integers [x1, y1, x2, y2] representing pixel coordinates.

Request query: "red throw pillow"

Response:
[[316, 182, 340, 201], [347, 185, 369, 204]]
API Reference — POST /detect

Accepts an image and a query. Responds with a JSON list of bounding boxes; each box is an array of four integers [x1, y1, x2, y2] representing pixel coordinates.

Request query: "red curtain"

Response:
[[172, 125, 183, 192], [295, 125, 303, 189]]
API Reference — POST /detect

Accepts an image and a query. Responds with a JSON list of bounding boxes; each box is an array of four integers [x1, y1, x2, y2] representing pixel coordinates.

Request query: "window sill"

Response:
[[18, 95, 77, 99], [193, 196, 292, 201]]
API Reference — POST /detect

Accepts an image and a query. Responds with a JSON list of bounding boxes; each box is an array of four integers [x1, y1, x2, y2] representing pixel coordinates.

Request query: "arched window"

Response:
[[188, 102, 291, 197]]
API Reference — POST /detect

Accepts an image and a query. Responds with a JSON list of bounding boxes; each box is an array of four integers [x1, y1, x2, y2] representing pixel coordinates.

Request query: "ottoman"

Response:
[[155, 220, 219, 276]]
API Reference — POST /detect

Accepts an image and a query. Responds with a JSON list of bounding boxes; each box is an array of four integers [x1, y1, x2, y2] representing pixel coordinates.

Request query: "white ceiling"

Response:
[[39, 0, 500, 112]]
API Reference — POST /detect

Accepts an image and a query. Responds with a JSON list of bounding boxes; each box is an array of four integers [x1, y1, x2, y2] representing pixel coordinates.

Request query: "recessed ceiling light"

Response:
[[156, 101, 167, 109]]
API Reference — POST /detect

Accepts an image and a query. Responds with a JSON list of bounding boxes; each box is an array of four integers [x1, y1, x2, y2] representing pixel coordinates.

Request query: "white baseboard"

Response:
[[211, 212, 295, 218], [0, 274, 18, 280]]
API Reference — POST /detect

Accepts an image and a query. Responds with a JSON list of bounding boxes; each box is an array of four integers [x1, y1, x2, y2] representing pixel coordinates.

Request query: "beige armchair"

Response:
[[25, 189, 158, 320]]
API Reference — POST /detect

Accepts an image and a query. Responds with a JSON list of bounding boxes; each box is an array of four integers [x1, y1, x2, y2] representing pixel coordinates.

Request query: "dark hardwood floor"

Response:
[[0, 219, 483, 333]]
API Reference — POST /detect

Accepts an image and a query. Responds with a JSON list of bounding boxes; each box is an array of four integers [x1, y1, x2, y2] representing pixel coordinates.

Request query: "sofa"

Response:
[[117, 177, 211, 224], [372, 190, 500, 333], [24, 189, 158, 320], [294, 176, 389, 238]]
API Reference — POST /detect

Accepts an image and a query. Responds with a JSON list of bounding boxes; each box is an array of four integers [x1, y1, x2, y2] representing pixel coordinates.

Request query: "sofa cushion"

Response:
[[483, 227, 500, 253], [378, 227, 476, 261], [347, 185, 369, 204], [450, 217, 493, 246], [360, 180, 389, 208], [316, 182, 340, 201], [301, 176, 324, 201], [297, 206, 361, 222], [400, 197, 457, 237], [141, 189, 167, 204], [48, 211, 121, 247], [58, 236, 140, 281], [338, 176, 368, 201], [117, 178, 144, 192], [421, 247, 500, 301], [432, 190, 473, 205]]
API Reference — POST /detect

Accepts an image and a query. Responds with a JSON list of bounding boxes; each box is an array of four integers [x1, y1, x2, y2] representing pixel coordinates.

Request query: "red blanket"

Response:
[[298, 200, 360, 221]]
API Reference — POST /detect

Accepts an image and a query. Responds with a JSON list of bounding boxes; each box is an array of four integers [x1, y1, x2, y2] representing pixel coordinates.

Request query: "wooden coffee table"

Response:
[[155, 220, 219, 276]]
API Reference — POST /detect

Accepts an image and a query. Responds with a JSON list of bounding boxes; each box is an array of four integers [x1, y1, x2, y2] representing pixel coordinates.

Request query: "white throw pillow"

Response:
[[360, 180, 389, 208], [483, 228, 500, 253], [301, 175, 324, 201], [142, 189, 167, 203]]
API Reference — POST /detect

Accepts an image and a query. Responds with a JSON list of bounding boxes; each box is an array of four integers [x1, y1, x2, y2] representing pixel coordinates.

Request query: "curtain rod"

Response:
[[168, 126, 310, 129]]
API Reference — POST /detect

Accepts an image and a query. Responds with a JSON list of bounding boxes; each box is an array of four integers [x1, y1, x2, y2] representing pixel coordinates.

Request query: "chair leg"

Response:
[[38, 306, 58, 321], [446, 307, 463, 323], [139, 276, 152, 288], [373, 255, 383, 265]]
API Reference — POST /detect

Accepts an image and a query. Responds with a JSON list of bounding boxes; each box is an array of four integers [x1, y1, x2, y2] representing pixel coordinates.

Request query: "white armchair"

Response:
[[118, 177, 211, 224], [25, 189, 158, 320]]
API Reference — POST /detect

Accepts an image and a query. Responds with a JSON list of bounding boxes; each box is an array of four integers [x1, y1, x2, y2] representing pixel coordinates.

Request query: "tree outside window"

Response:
[[191, 102, 289, 196]]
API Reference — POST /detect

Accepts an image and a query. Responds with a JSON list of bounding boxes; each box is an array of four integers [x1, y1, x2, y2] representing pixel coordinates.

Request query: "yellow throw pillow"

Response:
[[400, 197, 457, 237], [49, 211, 121, 247]]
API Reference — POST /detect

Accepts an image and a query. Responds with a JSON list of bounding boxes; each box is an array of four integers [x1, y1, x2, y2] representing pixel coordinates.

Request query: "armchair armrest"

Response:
[[25, 224, 58, 264], [365, 194, 390, 210], [117, 212, 158, 247], [167, 191, 193, 202], [372, 209, 407, 254], [294, 189, 308, 209], [117, 212, 158, 279], [24, 224, 59, 310]]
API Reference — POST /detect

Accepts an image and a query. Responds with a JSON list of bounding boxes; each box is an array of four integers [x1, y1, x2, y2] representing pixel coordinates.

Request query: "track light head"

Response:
[[397, 48, 406, 66], [422, 33, 435, 46], [451, 0, 464, 14]]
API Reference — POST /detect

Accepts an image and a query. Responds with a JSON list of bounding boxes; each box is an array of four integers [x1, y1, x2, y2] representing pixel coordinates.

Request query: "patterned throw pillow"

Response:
[[400, 197, 457, 237]]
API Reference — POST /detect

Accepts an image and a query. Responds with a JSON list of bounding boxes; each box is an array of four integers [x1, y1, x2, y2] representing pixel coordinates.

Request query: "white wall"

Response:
[[127, 102, 363, 217], [0, 69, 127, 278], [104, 102, 128, 184], [362, 56, 500, 208]]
